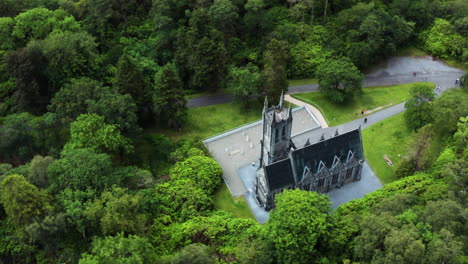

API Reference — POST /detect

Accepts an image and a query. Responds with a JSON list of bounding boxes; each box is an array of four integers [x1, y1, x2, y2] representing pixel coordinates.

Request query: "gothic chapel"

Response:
[[255, 94, 365, 210]]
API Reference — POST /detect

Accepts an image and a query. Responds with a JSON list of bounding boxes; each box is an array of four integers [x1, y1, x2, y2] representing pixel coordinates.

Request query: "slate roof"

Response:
[[263, 128, 363, 191], [265, 158, 295, 191], [291, 129, 363, 181]]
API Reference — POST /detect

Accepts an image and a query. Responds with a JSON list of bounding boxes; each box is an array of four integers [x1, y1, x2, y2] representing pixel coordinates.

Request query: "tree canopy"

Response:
[[316, 57, 363, 103]]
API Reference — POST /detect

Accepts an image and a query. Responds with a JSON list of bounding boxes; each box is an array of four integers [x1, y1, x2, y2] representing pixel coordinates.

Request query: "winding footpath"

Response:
[[188, 56, 465, 129]]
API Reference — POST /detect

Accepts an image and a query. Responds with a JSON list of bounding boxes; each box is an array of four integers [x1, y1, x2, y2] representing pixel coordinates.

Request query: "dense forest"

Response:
[[0, 0, 467, 263]]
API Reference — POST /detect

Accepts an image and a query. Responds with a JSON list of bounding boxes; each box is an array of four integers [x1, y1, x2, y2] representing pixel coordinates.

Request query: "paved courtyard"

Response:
[[204, 106, 320, 196]]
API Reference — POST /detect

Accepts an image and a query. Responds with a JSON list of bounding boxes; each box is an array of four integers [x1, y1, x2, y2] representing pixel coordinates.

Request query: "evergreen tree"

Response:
[[113, 54, 152, 123], [153, 63, 187, 129], [262, 38, 289, 103]]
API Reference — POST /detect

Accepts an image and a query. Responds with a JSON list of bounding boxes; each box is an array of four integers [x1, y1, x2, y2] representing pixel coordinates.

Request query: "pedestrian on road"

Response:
[[455, 78, 459, 85], [364, 118, 368, 123], [413, 72, 416, 77]]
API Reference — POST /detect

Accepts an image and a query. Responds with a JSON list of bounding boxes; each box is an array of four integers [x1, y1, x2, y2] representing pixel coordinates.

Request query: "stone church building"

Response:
[[255, 94, 365, 210]]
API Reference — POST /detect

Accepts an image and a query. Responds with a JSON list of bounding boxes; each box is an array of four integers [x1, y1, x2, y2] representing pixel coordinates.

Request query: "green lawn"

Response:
[[397, 46, 427, 57], [362, 113, 413, 184], [147, 100, 263, 141], [445, 59, 468, 72], [291, 82, 434, 126], [214, 184, 255, 219], [185, 88, 228, 99], [288, 78, 318, 86]]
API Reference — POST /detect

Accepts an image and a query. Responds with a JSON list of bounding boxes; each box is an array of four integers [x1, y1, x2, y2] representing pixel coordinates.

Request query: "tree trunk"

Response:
[[323, 0, 328, 24]]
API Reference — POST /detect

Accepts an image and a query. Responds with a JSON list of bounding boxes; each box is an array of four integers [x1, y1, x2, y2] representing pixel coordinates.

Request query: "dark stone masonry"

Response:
[[256, 93, 365, 210]]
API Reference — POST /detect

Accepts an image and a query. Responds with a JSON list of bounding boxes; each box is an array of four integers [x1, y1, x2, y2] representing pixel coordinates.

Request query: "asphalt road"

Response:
[[187, 56, 465, 108]]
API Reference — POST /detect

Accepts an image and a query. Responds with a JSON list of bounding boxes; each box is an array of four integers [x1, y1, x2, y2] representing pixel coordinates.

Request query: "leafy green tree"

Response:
[[153, 63, 187, 129], [84, 187, 148, 235], [424, 229, 464, 264], [407, 125, 436, 171], [389, 0, 440, 29], [0, 112, 36, 161], [226, 63, 261, 105], [64, 113, 133, 155], [86, 86, 139, 135], [395, 158, 416, 179], [432, 88, 468, 136], [453, 116, 468, 158], [209, 0, 239, 36], [113, 54, 152, 122], [28, 155, 54, 189], [49, 78, 138, 133], [288, 25, 332, 78], [262, 38, 289, 102], [288, 0, 315, 25], [12, 8, 81, 46], [333, 5, 414, 68], [460, 72, 468, 89], [404, 83, 436, 131], [47, 148, 116, 193], [421, 18, 466, 59], [112, 166, 153, 190], [265, 189, 332, 264], [353, 213, 399, 261], [151, 210, 258, 256], [372, 224, 425, 264], [243, 0, 271, 39], [316, 57, 363, 103], [444, 158, 468, 205], [79, 233, 157, 264], [6, 46, 49, 113], [57, 188, 96, 238], [171, 244, 214, 264], [151, 179, 213, 222], [422, 200, 465, 234], [24, 212, 69, 259], [0, 17, 15, 50], [170, 156, 222, 194], [0, 174, 52, 228], [175, 9, 228, 92], [32, 31, 100, 92]]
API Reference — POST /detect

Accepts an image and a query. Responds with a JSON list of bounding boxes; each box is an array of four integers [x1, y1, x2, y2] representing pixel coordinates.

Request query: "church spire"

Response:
[[279, 90, 284, 109], [263, 96, 268, 114]]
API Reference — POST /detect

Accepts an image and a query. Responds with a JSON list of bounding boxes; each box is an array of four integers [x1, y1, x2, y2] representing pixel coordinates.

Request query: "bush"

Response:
[[170, 156, 222, 194], [395, 158, 416, 179]]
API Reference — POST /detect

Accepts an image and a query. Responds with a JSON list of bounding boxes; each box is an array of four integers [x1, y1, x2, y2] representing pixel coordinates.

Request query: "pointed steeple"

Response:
[[279, 90, 284, 109], [304, 138, 311, 146], [319, 133, 325, 142], [263, 96, 268, 114], [334, 129, 339, 137]]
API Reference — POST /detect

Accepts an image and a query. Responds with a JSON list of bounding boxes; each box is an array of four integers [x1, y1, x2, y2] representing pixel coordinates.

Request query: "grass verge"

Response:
[[288, 78, 318, 86], [185, 88, 228, 100], [362, 113, 413, 184], [214, 184, 255, 219], [397, 46, 427, 57], [291, 82, 434, 126], [444, 59, 468, 72], [147, 100, 263, 141]]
